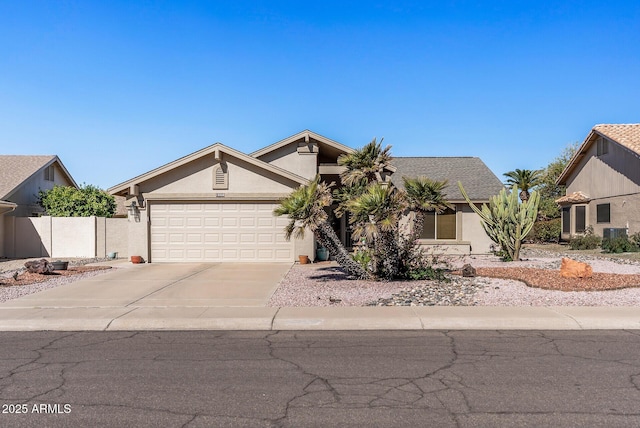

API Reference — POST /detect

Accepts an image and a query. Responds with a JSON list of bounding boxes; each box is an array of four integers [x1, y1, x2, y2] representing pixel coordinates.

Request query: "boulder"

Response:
[[560, 257, 593, 279], [461, 264, 477, 277], [24, 259, 54, 274]]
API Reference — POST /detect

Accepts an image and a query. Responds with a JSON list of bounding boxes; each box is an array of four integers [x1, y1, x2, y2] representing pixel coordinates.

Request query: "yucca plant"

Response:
[[274, 176, 370, 279], [346, 183, 406, 279], [403, 176, 452, 240]]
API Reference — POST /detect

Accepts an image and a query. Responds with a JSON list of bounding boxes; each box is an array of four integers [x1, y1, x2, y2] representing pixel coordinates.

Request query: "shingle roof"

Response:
[[555, 191, 590, 204], [594, 124, 640, 155], [0, 155, 58, 199], [390, 157, 505, 202]]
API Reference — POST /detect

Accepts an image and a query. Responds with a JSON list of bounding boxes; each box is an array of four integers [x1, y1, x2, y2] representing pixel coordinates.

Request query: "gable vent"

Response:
[[215, 167, 225, 185]]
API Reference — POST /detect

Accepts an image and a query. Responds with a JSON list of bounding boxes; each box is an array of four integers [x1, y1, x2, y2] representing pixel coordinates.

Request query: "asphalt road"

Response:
[[1, 330, 640, 427]]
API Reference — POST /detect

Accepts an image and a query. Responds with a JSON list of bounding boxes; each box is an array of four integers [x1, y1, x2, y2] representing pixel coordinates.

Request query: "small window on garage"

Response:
[[597, 203, 610, 223], [212, 162, 228, 190]]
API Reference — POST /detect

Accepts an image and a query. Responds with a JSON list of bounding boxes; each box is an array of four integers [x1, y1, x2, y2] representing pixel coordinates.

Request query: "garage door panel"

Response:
[[222, 217, 238, 227], [186, 218, 202, 227], [151, 202, 293, 262]]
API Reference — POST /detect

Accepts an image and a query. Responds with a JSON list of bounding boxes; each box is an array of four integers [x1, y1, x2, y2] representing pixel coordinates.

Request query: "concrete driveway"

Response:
[[0, 262, 292, 309]]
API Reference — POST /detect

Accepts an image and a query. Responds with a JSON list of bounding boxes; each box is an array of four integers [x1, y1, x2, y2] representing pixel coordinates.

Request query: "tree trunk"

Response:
[[316, 222, 370, 279], [379, 230, 400, 279], [411, 211, 425, 243]]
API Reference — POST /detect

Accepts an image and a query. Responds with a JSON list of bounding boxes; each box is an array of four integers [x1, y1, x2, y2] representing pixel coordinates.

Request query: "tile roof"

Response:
[[0, 155, 57, 199], [555, 191, 590, 204], [390, 157, 505, 202], [593, 124, 640, 155]]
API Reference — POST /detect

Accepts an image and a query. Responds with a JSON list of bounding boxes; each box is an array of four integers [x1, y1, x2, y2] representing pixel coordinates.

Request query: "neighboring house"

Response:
[[556, 123, 640, 240], [0, 155, 78, 258], [108, 130, 504, 263]]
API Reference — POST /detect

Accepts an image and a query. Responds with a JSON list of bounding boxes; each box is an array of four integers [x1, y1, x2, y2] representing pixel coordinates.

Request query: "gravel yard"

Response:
[[268, 249, 640, 307], [4, 249, 640, 307], [0, 258, 116, 304]]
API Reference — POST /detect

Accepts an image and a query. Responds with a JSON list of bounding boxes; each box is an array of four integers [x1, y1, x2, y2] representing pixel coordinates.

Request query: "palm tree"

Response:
[[403, 176, 452, 241], [337, 138, 392, 186], [274, 176, 369, 279], [346, 183, 406, 279], [503, 169, 542, 202]]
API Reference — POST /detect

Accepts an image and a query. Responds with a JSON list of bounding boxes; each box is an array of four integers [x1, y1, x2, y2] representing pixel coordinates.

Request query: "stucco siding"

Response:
[[258, 144, 318, 180], [460, 204, 495, 254], [106, 218, 129, 258], [588, 194, 640, 237], [566, 142, 640, 199], [139, 154, 299, 195]]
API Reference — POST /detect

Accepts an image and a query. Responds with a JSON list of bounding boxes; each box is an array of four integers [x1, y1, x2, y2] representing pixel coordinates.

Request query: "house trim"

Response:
[[108, 143, 309, 195]]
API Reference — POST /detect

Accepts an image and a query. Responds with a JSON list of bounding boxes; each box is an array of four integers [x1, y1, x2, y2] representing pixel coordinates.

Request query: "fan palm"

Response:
[[346, 183, 406, 279], [503, 169, 542, 202], [274, 176, 369, 279], [337, 138, 392, 186], [403, 176, 452, 240]]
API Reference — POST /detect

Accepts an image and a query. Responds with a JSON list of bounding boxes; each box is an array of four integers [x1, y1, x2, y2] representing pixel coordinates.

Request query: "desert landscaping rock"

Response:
[[270, 249, 640, 307]]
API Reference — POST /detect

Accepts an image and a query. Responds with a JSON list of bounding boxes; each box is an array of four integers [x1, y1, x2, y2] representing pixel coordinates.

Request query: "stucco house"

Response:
[[0, 155, 78, 257], [556, 123, 640, 240], [108, 130, 504, 263]]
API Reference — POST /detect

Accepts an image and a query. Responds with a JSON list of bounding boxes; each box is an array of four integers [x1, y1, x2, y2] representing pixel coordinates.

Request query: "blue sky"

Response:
[[1, 1, 639, 190]]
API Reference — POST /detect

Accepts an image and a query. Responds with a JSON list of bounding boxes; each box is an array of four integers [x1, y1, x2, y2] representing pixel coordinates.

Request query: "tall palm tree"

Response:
[[346, 183, 406, 279], [337, 138, 392, 186], [503, 169, 542, 202], [403, 176, 452, 241], [274, 176, 369, 279]]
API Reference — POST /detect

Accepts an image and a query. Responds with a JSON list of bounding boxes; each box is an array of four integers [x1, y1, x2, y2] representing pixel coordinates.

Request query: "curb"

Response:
[[0, 306, 639, 331]]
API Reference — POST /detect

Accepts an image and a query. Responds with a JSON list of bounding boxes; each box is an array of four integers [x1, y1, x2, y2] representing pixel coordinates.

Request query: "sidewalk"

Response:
[[0, 306, 639, 331]]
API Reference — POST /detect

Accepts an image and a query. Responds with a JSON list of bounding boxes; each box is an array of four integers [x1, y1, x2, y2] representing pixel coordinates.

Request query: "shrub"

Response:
[[351, 248, 373, 270], [569, 226, 602, 250], [602, 235, 640, 253], [529, 218, 561, 243], [406, 265, 449, 281], [631, 232, 640, 247]]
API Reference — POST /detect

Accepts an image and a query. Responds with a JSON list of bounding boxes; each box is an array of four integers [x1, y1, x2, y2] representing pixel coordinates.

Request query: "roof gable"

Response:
[[108, 143, 309, 195], [557, 123, 640, 185], [390, 157, 504, 202], [0, 155, 78, 199], [250, 130, 354, 159]]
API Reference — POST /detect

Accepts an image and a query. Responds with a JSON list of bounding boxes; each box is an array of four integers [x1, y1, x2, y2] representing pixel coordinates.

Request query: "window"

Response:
[[420, 208, 457, 240], [597, 203, 610, 223], [597, 137, 608, 156], [562, 207, 571, 234], [212, 163, 228, 190], [575, 206, 586, 233], [44, 165, 55, 181]]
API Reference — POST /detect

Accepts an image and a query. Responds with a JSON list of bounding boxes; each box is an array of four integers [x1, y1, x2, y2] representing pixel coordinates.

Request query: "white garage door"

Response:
[[150, 202, 293, 262]]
